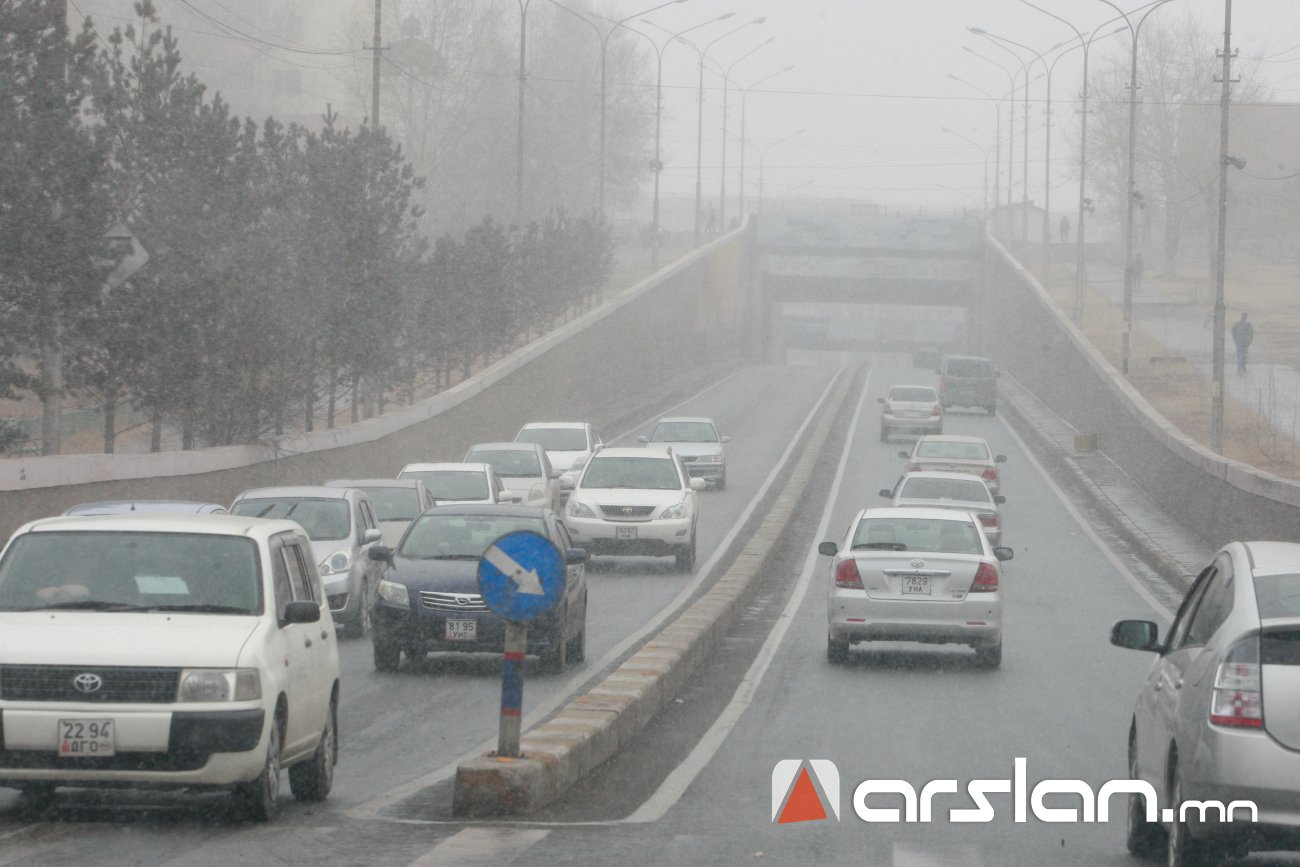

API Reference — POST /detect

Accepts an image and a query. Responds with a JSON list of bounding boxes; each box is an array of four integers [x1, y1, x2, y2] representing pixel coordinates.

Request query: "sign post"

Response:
[[477, 530, 565, 759]]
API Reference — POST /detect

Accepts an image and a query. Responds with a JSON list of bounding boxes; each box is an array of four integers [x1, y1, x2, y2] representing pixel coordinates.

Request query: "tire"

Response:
[[539, 620, 568, 674], [827, 634, 850, 664], [987, 403, 997, 416], [233, 710, 282, 822], [373, 638, 401, 672], [714, 476, 726, 491], [675, 534, 697, 571], [403, 643, 425, 665], [879, 424, 890, 442], [974, 640, 1002, 668], [1167, 761, 1220, 867], [289, 696, 337, 802], [1125, 726, 1165, 858], [566, 620, 586, 664], [344, 580, 372, 639]]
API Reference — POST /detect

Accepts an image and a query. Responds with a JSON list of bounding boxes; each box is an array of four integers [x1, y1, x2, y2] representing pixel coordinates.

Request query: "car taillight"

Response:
[[1210, 637, 1263, 728], [978, 512, 998, 528], [835, 558, 864, 590], [969, 562, 999, 592], [981, 468, 998, 482], [909, 464, 924, 473], [939, 378, 949, 391], [931, 405, 943, 417]]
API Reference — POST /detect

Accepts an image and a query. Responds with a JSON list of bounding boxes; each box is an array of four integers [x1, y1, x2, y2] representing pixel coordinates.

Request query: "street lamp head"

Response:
[[763, 36, 776, 44], [968, 26, 986, 35], [751, 16, 767, 23], [716, 12, 735, 21]]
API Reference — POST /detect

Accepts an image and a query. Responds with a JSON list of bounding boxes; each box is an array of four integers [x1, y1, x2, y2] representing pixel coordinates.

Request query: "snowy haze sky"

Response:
[[75, 0, 1300, 216]]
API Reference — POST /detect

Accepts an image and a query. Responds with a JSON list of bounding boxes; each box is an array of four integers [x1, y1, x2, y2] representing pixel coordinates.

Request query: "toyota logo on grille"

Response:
[[72, 673, 103, 694], [910, 559, 925, 569], [622, 507, 634, 515], [455, 595, 471, 606]]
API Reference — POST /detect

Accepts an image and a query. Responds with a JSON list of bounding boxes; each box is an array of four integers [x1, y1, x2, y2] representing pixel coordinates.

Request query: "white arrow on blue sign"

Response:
[[477, 530, 565, 622]]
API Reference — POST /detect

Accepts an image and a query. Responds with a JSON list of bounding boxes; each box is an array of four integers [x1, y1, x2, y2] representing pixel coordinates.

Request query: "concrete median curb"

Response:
[[999, 375, 1194, 591], [452, 366, 859, 816]]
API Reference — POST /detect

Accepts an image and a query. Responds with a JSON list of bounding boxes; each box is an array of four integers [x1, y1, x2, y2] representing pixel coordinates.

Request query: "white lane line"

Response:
[[995, 416, 1175, 621], [405, 827, 549, 867], [611, 367, 748, 442], [892, 842, 985, 867], [347, 368, 845, 821], [623, 367, 874, 824]]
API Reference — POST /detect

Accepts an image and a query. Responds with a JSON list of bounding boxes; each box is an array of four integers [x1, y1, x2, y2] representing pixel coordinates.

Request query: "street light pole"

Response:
[[1211, 0, 1236, 453], [737, 65, 794, 218], [942, 126, 991, 216], [948, 74, 1007, 211], [719, 36, 775, 230], [515, 0, 532, 221], [692, 17, 766, 243], [758, 128, 805, 215], [962, 46, 1017, 219], [1095, 0, 1175, 377]]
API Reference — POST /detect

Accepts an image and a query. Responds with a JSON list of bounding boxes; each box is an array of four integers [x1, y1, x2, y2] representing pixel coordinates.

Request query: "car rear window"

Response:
[[0, 531, 263, 614], [889, 387, 937, 402], [231, 497, 350, 541], [650, 421, 718, 443], [915, 440, 990, 461], [945, 358, 993, 377], [1254, 573, 1300, 620], [359, 488, 422, 522], [401, 470, 490, 501], [516, 428, 588, 451], [851, 518, 983, 555], [399, 514, 546, 559], [899, 477, 991, 503], [466, 449, 542, 479]]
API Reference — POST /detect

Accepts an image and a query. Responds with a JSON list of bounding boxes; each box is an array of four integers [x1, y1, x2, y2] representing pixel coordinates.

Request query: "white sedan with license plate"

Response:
[[820, 507, 1014, 668]]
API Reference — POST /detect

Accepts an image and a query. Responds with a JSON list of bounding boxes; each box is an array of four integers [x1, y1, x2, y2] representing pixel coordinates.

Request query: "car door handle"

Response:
[[321, 629, 329, 640], [304, 637, 313, 648]]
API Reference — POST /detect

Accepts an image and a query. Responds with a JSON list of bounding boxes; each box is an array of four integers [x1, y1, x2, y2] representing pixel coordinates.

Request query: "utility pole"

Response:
[[371, 0, 382, 129], [516, 1, 532, 221], [39, 0, 70, 456], [1211, 0, 1235, 454]]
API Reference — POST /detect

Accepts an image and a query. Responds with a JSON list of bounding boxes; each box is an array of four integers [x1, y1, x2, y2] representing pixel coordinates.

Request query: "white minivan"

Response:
[[0, 514, 340, 820]]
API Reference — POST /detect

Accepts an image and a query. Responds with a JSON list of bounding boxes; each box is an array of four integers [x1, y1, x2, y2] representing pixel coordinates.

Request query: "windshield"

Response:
[[401, 470, 490, 501], [851, 518, 983, 555], [945, 358, 993, 377], [650, 421, 718, 443], [898, 477, 991, 503], [0, 531, 262, 614], [889, 387, 937, 402], [399, 514, 547, 559], [359, 487, 422, 522], [915, 440, 990, 461], [582, 456, 681, 490], [230, 497, 350, 541], [466, 449, 542, 478], [517, 427, 587, 451], [1254, 573, 1300, 619]]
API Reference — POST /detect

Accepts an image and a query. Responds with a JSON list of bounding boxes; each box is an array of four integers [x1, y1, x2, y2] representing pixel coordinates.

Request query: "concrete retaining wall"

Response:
[[974, 234, 1300, 549], [0, 228, 756, 538]]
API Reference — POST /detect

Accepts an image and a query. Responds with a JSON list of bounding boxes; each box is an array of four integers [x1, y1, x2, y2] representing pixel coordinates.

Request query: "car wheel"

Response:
[[879, 423, 889, 442], [1167, 760, 1219, 867], [566, 619, 586, 663], [403, 643, 426, 665], [373, 638, 401, 672], [233, 709, 282, 822], [345, 580, 372, 639], [289, 695, 336, 802], [1125, 725, 1165, 858], [987, 403, 997, 416], [675, 534, 697, 571], [539, 620, 568, 674], [974, 640, 1002, 668], [827, 634, 850, 664]]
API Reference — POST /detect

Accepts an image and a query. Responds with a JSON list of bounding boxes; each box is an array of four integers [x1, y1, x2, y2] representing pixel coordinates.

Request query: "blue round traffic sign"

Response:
[[477, 531, 565, 622]]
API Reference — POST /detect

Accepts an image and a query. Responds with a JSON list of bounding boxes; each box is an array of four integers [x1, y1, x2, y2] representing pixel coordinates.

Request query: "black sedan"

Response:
[[367, 504, 587, 673]]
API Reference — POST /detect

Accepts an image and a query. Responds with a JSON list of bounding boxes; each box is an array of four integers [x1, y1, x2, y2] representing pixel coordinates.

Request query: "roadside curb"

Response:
[[451, 365, 860, 816], [999, 376, 1194, 591]]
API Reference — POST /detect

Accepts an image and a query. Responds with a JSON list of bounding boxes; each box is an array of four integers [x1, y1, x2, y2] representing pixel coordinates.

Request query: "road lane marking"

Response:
[[892, 842, 985, 866], [623, 367, 874, 823], [994, 415, 1175, 621], [348, 368, 845, 821], [405, 828, 548, 867]]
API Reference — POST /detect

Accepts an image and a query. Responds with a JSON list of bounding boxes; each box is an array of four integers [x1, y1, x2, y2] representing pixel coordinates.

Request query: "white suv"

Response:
[[0, 514, 340, 821], [566, 447, 706, 570]]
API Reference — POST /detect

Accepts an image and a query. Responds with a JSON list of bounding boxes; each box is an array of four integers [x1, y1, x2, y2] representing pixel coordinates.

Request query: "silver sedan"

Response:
[[879, 471, 1006, 544]]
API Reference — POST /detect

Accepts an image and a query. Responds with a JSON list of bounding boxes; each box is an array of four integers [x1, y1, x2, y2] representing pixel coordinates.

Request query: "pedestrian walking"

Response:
[[1059, 215, 1070, 244], [1231, 312, 1255, 373], [1132, 253, 1144, 291]]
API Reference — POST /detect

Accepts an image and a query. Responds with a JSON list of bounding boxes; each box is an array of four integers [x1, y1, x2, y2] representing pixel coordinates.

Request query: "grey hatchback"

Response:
[[1112, 541, 1300, 866]]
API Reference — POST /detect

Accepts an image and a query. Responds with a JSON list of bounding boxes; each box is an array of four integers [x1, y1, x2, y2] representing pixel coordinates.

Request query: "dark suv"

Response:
[[939, 355, 997, 414]]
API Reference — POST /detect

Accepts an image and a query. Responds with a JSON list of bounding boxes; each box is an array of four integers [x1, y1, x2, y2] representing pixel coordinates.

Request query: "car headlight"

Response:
[[377, 578, 410, 608], [697, 454, 723, 463], [569, 500, 595, 518], [178, 669, 261, 703], [320, 551, 352, 576], [660, 500, 690, 520], [529, 483, 546, 501]]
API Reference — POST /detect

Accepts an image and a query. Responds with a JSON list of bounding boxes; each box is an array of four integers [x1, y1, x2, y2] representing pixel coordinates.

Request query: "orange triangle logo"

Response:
[[778, 767, 828, 824]]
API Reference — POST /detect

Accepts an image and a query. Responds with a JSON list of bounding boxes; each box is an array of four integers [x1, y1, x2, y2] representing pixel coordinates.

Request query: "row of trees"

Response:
[[0, 2, 615, 455]]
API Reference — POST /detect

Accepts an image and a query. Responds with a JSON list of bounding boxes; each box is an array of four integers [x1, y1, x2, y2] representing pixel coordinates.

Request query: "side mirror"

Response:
[[368, 545, 394, 562], [995, 455, 1007, 464], [689, 478, 707, 492], [636, 435, 649, 444], [503, 491, 525, 503], [898, 451, 910, 459], [993, 547, 1014, 561], [878, 489, 892, 498], [550, 469, 563, 479], [721, 435, 731, 444], [817, 541, 839, 556], [994, 495, 1006, 504], [283, 600, 321, 625], [362, 528, 382, 545], [565, 548, 588, 565], [1110, 619, 1162, 653]]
